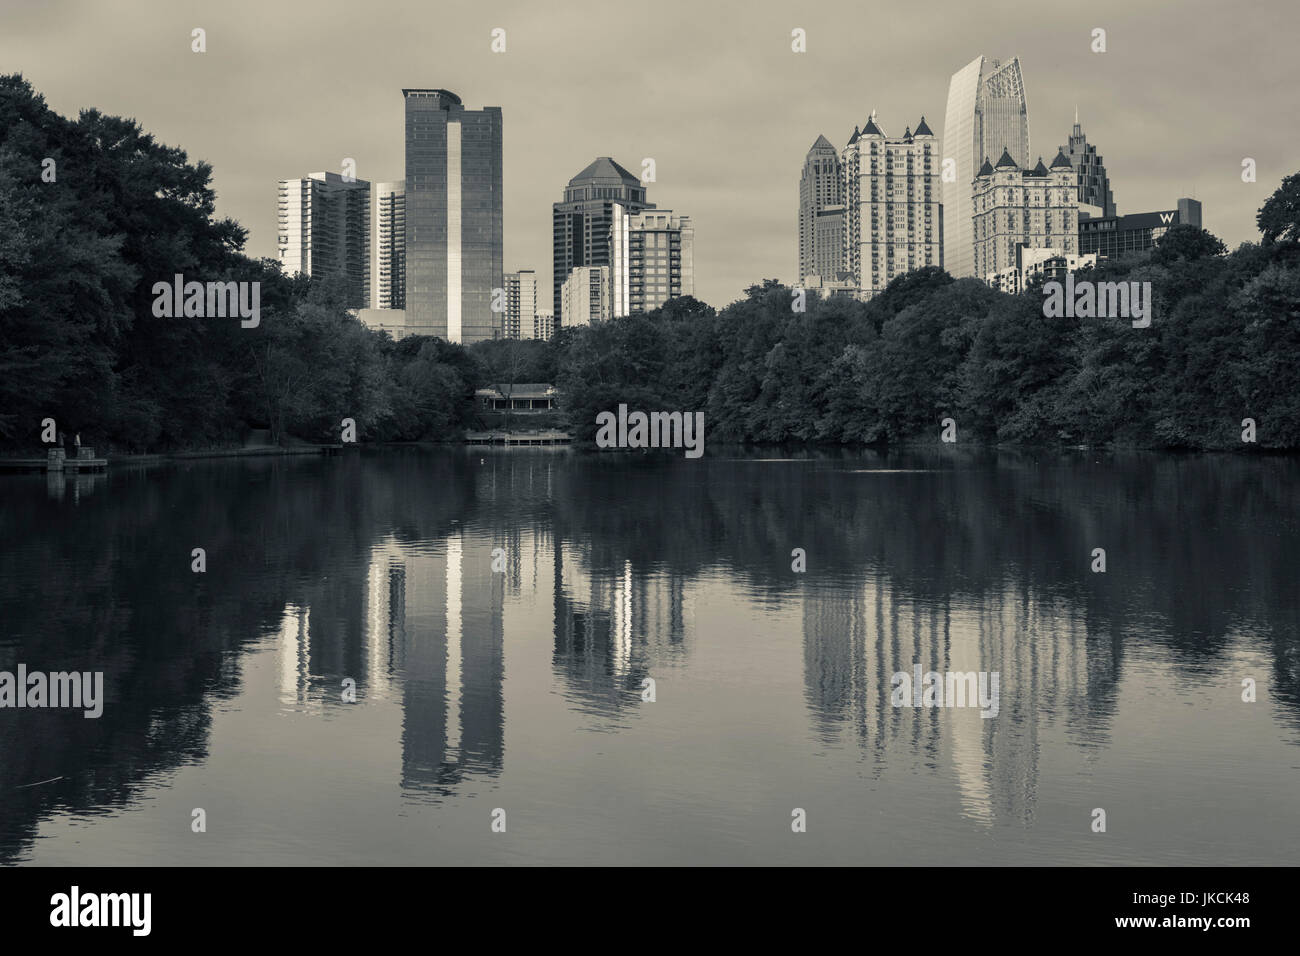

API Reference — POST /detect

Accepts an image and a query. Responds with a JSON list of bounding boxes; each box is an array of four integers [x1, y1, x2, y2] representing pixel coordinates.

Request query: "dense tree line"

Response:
[[558, 188, 1300, 450], [5, 72, 1299, 452], [0, 74, 533, 453]]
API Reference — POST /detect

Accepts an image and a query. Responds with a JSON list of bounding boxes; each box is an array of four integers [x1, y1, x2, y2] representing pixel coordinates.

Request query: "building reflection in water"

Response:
[[802, 574, 1117, 827], [275, 528, 506, 798], [552, 540, 687, 719]]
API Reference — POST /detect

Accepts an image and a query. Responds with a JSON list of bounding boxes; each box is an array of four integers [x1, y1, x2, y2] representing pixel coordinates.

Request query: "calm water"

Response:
[[1, 448, 1298, 866]]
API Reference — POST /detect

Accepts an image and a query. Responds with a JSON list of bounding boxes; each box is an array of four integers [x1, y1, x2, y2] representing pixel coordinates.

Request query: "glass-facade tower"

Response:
[[403, 89, 503, 343], [942, 56, 1030, 278]]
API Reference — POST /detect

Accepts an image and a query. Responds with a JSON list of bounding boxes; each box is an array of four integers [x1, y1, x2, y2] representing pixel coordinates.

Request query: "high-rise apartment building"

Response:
[[1059, 112, 1116, 218], [535, 310, 554, 341], [503, 270, 538, 339], [552, 157, 651, 323], [373, 180, 405, 310], [560, 265, 611, 328], [403, 88, 502, 343], [799, 135, 843, 282], [942, 56, 1031, 277], [277, 171, 371, 309], [610, 206, 694, 317], [840, 114, 943, 297], [971, 149, 1078, 281]]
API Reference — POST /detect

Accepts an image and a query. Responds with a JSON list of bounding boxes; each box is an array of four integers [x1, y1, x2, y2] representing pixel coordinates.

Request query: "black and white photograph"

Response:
[[0, 0, 1296, 934]]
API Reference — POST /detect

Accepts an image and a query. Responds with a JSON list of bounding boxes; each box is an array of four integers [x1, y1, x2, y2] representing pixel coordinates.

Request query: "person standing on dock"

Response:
[[74, 433, 81, 452]]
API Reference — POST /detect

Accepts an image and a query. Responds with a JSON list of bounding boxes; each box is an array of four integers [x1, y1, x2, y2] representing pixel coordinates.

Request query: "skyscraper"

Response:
[[373, 181, 405, 310], [942, 56, 1031, 278], [610, 206, 694, 317], [1059, 111, 1117, 218], [403, 89, 502, 343], [277, 171, 371, 309], [552, 157, 651, 323], [798, 135, 843, 282], [841, 114, 943, 297]]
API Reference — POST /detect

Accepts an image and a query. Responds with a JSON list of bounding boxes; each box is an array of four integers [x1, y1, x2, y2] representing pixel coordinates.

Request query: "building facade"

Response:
[[535, 310, 554, 341], [503, 270, 538, 339], [972, 149, 1078, 282], [1060, 113, 1116, 218], [560, 265, 611, 328], [277, 171, 371, 309], [1078, 199, 1203, 259], [552, 157, 651, 324], [987, 246, 1097, 294], [373, 180, 405, 310], [840, 114, 943, 297], [403, 88, 503, 343], [942, 56, 1031, 278], [610, 206, 694, 317], [798, 135, 844, 282]]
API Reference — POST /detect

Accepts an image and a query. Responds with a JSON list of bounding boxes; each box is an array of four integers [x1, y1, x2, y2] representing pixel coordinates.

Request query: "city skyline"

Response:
[[1, 0, 1292, 310]]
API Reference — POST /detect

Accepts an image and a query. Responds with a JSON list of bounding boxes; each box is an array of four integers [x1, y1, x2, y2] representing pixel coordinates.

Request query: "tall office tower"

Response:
[[1059, 111, 1117, 218], [609, 206, 694, 317], [503, 270, 538, 339], [942, 56, 1031, 277], [403, 89, 503, 343], [840, 114, 943, 297], [971, 149, 1078, 281], [798, 135, 844, 282], [373, 181, 406, 309], [552, 157, 652, 323], [277, 171, 371, 309], [535, 310, 554, 341], [560, 265, 611, 327]]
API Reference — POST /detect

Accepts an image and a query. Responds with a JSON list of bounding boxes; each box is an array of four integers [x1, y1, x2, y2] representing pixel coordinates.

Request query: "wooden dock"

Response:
[[0, 448, 106, 472]]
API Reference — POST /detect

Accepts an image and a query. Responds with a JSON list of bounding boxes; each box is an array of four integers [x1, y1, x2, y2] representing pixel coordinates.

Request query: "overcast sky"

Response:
[[4, 0, 1297, 308]]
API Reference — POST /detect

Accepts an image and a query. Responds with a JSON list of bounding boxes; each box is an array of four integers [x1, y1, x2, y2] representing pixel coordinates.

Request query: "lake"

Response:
[[1, 447, 1297, 865]]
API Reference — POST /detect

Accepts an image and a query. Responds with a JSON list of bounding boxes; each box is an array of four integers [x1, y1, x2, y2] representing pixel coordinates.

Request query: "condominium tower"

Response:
[[277, 171, 371, 309], [840, 114, 943, 296], [373, 181, 405, 310], [610, 206, 695, 317], [971, 148, 1078, 281]]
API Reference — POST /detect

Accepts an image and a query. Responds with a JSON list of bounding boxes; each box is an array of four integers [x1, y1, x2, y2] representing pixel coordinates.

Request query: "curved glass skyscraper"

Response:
[[941, 56, 1030, 278]]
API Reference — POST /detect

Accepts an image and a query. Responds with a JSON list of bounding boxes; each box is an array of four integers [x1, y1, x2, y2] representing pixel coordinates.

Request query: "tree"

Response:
[[1151, 224, 1227, 264], [1257, 172, 1300, 244]]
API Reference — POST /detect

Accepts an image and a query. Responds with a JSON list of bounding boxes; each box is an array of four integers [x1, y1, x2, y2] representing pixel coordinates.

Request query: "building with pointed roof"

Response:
[[838, 112, 942, 297], [972, 145, 1079, 283], [799, 135, 844, 282], [1058, 113, 1117, 218], [552, 157, 652, 322]]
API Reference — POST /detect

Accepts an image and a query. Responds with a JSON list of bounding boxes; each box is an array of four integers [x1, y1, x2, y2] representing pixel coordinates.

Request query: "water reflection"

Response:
[[1, 448, 1297, 863]]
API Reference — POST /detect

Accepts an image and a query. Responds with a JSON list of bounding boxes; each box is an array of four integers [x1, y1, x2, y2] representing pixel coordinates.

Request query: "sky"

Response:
[[3, 0, 1298, 309]]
